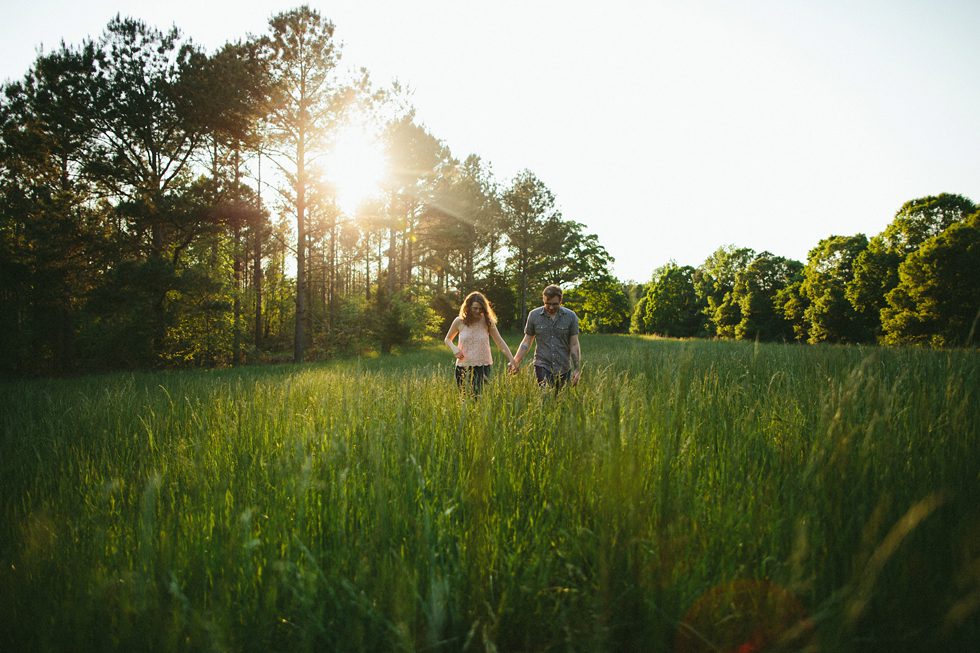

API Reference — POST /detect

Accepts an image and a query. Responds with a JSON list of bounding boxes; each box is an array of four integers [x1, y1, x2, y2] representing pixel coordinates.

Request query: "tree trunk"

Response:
[[254, 151, 263, 349], [365, 244, 371, 301], [329, 221, 337, 330], [387, 228, 397, 296], [294, 137, 307, 363], [403, 218, 413, 288], [253, 225, 263, 349], [519, 251, 529, 325], [232, 148, 242, 366]]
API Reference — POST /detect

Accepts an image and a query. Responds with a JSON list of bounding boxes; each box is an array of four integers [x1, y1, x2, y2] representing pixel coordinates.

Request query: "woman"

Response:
[[444, 291, 515, 395]]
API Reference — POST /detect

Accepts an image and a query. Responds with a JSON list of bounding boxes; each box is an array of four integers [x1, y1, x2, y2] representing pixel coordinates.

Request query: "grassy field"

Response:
[[1, 335, 978, 652]]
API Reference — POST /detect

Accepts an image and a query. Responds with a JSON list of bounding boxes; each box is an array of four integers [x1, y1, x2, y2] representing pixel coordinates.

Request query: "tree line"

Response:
[[3, 7, 976, 377], [628, 193, 979, 348], [0, 6, 616, 375]]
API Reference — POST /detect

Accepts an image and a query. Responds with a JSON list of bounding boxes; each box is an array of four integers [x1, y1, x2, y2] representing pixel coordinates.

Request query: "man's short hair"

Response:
[[542, 285, 563, 300]]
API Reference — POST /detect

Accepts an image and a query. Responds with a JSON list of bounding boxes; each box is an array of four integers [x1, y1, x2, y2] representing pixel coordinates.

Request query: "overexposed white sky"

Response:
[[4, 0, 979, 282]]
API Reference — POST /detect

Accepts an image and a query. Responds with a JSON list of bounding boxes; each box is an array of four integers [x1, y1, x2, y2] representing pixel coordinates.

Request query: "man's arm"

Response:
[[510, 334, 535, 372], [569, 334, 582, 384]]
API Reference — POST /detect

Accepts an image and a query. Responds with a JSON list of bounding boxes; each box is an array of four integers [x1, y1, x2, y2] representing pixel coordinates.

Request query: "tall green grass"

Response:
[[1, 336, 977, 652]]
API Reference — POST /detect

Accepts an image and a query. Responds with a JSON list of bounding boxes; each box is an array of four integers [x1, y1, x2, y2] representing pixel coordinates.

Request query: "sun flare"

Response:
[[324, 123, 388, 216]]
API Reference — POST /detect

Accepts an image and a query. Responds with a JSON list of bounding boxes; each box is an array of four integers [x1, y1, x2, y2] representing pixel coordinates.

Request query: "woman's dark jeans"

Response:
[[455, 364, 491, 395]]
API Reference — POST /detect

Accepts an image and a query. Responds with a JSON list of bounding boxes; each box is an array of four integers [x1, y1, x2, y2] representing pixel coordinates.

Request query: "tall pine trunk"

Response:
[[294, 137, 307, 363], [232, 148, 243, 366]]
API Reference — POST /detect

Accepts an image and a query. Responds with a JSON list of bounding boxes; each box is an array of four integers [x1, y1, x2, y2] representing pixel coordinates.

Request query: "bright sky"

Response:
[[4, 0, 979, 282]]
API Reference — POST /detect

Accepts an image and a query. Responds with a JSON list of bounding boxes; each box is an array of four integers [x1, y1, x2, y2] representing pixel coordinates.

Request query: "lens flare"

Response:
[[675, 579, 813, 653]]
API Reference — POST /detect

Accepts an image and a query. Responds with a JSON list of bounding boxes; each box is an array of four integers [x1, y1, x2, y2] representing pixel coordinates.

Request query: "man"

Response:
[[509, 285, 582, 388]]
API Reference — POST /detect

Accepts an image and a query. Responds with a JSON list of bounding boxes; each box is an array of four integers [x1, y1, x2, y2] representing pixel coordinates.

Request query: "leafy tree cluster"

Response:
[[0, 6, 616, 374], [628, 193, 979, 348]]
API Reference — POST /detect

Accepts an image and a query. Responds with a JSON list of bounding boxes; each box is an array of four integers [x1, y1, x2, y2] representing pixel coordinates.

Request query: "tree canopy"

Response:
[[881, 211, 980, 347], [2, 11, 976, 375]]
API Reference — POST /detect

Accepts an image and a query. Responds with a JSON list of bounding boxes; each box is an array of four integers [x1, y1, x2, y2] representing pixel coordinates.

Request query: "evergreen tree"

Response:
[[0, 44, 100, 373], [261, 5, 344, 363], [501, 170, 561, 323]]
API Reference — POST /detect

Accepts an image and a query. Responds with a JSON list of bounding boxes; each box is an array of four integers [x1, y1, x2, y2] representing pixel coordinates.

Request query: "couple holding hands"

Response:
[[444, 285, 582, 395]]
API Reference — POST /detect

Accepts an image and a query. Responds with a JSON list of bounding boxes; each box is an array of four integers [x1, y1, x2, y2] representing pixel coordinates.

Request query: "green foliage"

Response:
[[79, 252, 235, 369], [501, 170, 562, 321], [563, 277, 632, 333], [775, 280, 809, 342], [428, 291, 461, 335], [423, 154, 500, 290], [384, 116, 448, 199], [0, 44, 102, 374], [1, 338, 978, 651], [158, 255, 237, 368], [83, 18, 214, 258], [881, 211, 980, 347], [78, 259, 175, 368], [880, 193, 976, 253], [371, 285, 442, 354], [309, 294, 374, 357], [733, 253, 803, 342], [0, 16, 272, 375], [694, 246, 756, 338], [801, 234, 874, 344], [498, 171, 613, 326], [633, 262, 704, 337], [478, 273, 517, 330], [537, 220, 615, 290], [182, 40, 269, 150], [625, 281, 647, 306], [629, 295, 650, 334], [847, 194, 976, 339], [845, 244, 902, 333]]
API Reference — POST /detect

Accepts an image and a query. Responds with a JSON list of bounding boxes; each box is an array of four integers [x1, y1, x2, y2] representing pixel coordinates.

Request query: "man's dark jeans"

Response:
[[534, 365, 570, 390]]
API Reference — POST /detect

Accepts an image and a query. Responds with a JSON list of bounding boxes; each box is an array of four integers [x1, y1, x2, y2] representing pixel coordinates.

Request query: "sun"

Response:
[[324, 122, 388, 216]]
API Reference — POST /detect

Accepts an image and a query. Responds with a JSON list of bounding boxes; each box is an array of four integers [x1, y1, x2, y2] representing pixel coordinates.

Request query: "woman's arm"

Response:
[[489, 323, 515, 365], [444, 318, 464, 360]]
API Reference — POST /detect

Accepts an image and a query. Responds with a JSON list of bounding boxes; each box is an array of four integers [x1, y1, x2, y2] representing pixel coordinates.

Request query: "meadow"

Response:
[[1, 335, 978, 652]]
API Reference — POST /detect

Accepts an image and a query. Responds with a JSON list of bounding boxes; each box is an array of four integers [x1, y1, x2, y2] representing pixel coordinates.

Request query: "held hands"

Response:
[[507, 359, 520, 374]]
